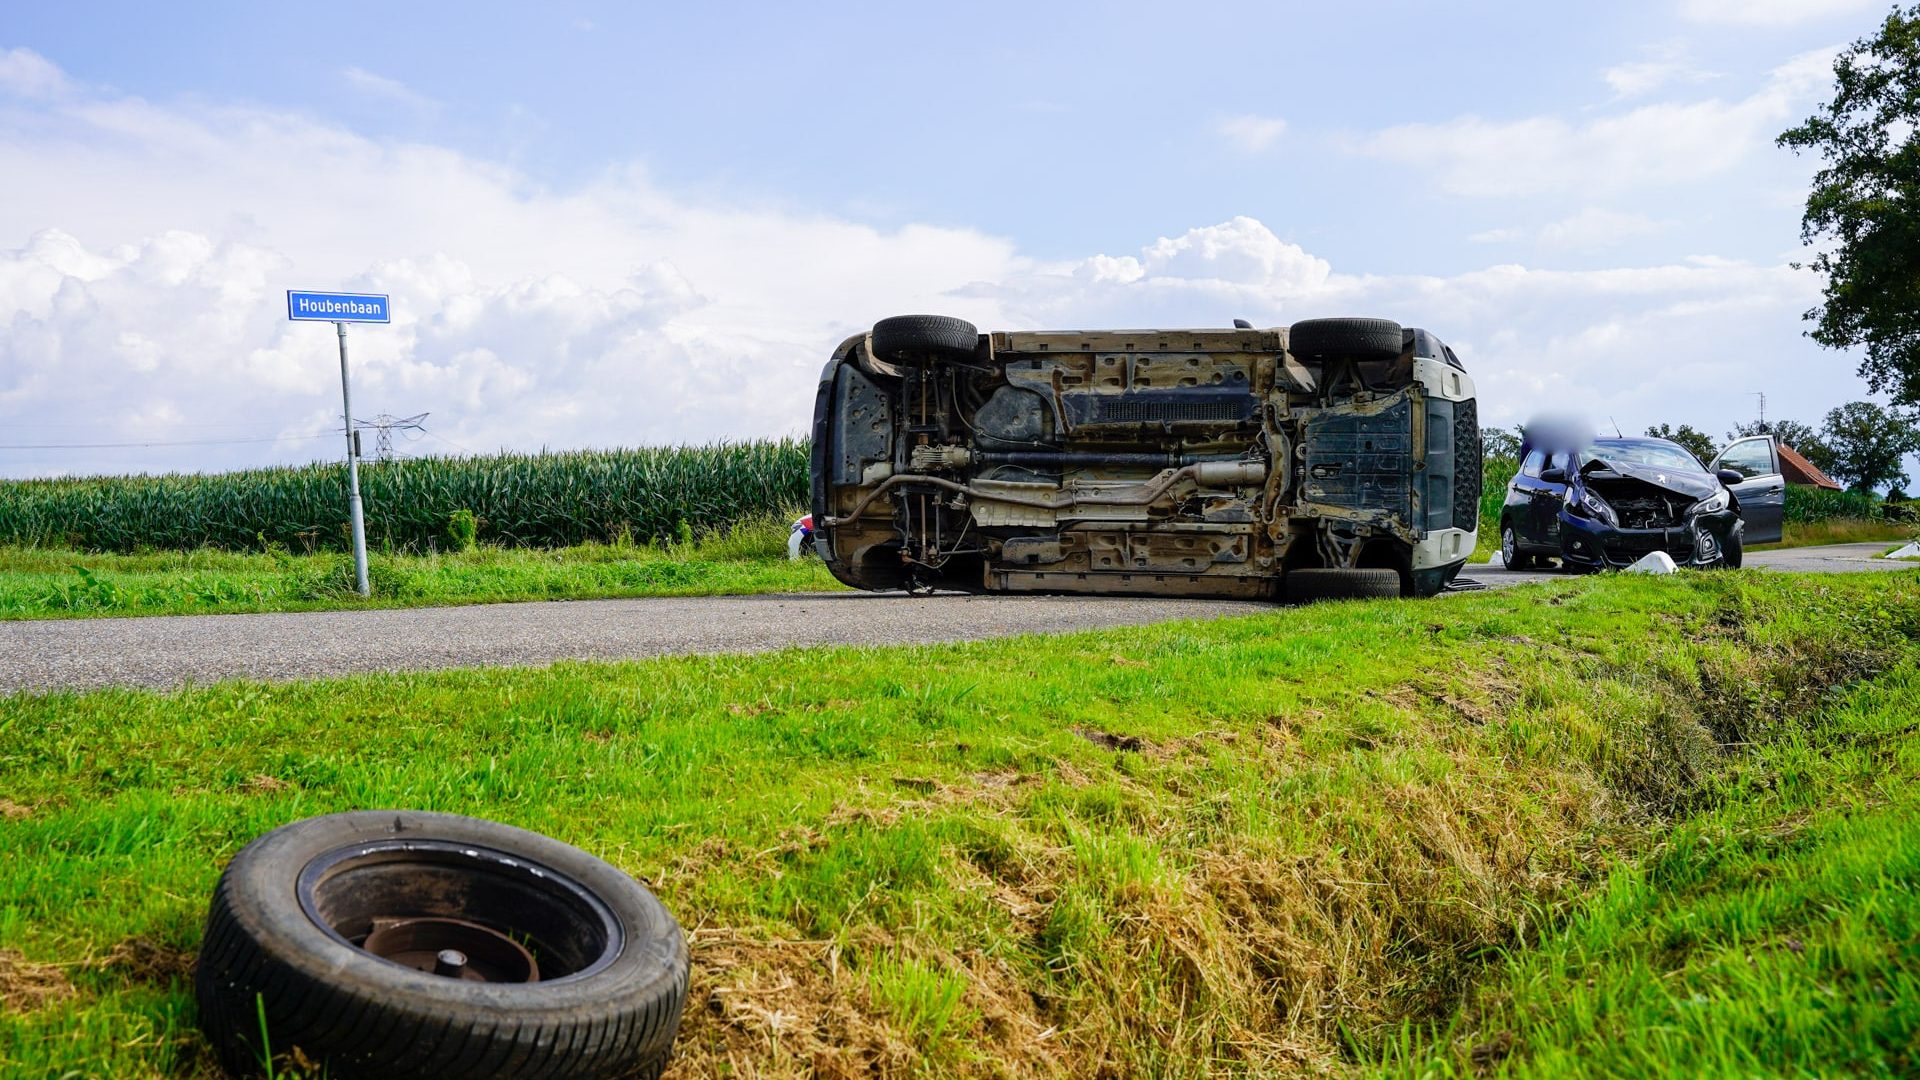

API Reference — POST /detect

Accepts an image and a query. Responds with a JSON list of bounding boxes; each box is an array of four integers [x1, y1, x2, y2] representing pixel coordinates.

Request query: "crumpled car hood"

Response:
[[1579, 460, 1720, 501]]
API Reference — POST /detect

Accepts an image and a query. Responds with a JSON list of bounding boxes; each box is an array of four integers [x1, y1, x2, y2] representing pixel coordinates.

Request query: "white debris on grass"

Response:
[[1888, 541, 1920, 561], [1625, 551, 1677, 574]]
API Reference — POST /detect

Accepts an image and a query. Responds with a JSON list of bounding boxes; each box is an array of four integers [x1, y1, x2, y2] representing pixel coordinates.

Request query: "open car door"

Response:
[[1708, 436, 1784, 544]]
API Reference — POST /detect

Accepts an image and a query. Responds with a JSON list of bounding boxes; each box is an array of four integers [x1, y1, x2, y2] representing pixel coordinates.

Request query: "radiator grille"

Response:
[[1453, 399, 1482, 532], [1095, 397, 1245, 423], [1065, 389, 1257, 428]]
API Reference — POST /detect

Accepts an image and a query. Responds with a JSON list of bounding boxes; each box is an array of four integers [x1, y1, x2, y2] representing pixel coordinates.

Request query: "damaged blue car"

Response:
[[1499, 436, 1749, 571]]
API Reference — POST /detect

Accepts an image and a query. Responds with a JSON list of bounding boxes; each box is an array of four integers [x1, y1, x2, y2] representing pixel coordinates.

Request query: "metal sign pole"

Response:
[[337, 321, 371, 597]]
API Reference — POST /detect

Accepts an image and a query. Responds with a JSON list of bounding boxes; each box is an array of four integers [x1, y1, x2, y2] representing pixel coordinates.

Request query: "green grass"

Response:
[[1748, 517, 1919, 551], [1, 570, 1916, 1077], [1377, 663, 1920, 1078], [0, 516, 842, 620]]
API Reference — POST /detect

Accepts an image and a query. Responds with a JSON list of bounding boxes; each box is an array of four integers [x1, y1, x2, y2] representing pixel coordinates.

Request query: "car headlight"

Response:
[[1572, 488, 1618, 526], [1690, 488, 1730, 515]]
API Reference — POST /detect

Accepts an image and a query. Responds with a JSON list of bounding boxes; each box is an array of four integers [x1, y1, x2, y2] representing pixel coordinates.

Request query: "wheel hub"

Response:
[[360, 917, 540, 983]]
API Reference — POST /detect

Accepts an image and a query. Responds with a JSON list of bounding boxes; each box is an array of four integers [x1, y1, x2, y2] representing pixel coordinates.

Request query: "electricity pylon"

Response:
[[352, 412, 429, 462]]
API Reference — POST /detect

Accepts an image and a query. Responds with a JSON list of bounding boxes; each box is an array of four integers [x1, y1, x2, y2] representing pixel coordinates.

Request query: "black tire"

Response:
[[871, 315, 979, 363], [1287, 317, 1404, 362], [1501, 524, 1534, 570], [1285, 567, 1403, 602], [1720, 531, 1743, 569], [195, 811, 688, 1080]]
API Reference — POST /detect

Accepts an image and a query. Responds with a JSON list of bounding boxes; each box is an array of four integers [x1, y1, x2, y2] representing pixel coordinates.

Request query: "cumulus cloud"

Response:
[[0, 51, 1869, 477], [0, 58, 1030, 475], [1215, 114, 1287, 153], [1352, 48, 1836, 197]]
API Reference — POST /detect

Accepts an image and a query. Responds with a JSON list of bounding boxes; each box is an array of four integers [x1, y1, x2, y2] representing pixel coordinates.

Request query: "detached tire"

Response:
[[1288, 317, 1404, 362], [871, 315, 978, 362], [195, 811, 687, 1080], [1285, 567, 1403, 602]]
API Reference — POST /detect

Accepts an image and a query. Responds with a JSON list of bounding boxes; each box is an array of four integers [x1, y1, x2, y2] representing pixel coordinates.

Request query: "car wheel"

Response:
[[870, 315, 979, 363], [195, 811, 688, 1080], [1501, 525, 1533, 570], [1285, 567, 1403, 602], [1286, 317, 1404, 362], [1720, 532, 1743, 569]]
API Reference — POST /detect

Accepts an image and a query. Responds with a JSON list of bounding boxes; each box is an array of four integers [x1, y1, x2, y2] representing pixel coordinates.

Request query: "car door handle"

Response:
[[1766, 486, 1782, 494]]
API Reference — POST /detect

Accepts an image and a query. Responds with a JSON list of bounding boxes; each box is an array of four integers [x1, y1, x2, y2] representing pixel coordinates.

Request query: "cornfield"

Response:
[[1784, 484, 1895, 524], [0, 441, 811, 553], [1482, 455, 1519, 529]]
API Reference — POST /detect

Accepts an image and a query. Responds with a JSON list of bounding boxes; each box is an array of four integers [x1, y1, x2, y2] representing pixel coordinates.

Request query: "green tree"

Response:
[[1779, 6, 1920, 406], [1819, 401, 1920, 492], [1644, 423, 1717, 466], [1480, 425, 1522, 462]]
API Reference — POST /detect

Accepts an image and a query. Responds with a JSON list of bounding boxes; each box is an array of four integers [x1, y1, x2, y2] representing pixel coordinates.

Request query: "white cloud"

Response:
[[0, 60, 1027, 474], [1215, 114, 1287, 153], [1353, 48, 1836, 197], [0, 48, 72, 99], [1602, 42, 1716, 99], [0, 52, 1870, 477], [341, 67, 440, 115], [1679, 0, 1877, 27], [1472, 208, 1667, 250]]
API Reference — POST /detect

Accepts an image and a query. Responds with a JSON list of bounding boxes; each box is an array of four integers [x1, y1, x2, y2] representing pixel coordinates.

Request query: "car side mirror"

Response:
[[1716, 468, 1742, 486], [1540, 467, 1567, 484]]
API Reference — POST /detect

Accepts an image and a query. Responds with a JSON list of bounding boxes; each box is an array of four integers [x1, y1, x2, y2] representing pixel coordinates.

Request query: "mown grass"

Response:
[[0, 515, 842, 620], [0, 570, 1915, 1077]]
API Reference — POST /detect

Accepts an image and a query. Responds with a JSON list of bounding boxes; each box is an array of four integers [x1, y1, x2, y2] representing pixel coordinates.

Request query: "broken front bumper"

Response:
[[1557, 509, 1742, 570]]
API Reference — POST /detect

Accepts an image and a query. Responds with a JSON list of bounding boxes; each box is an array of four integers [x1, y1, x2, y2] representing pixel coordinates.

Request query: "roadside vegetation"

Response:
[[0, 440, 807, 553], [1, 570, 1915, 1077], [0, 515, 840, 620]]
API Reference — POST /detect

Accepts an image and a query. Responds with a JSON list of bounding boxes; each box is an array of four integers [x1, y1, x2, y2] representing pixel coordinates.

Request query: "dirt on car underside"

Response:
[[811, 317, 1480, 600]]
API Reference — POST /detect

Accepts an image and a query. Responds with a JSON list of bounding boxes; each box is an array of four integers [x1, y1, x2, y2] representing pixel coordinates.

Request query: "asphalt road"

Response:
[[2, 542, 1909, 694]]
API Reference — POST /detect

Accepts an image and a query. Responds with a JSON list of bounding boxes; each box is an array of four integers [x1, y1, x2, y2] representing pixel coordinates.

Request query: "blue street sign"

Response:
[[287, 290, 391, 323]]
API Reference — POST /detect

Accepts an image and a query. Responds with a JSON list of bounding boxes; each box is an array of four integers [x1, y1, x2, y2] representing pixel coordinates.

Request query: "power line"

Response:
[[419, 427, 480, 456], [0, 433, 337, 450], [353, 412, 429, 462]]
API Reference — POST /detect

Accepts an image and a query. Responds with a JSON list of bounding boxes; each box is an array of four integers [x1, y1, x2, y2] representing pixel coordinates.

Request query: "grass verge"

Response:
[[0, 515, 842, 620], [1747, 516, 1917, 552], [1376, 661, 1920, 1078], [0, 570, 1915, 1077]]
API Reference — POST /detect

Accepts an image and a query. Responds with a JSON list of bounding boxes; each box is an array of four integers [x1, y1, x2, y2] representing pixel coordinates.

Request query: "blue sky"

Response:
[[1, 0, 1913, 480]]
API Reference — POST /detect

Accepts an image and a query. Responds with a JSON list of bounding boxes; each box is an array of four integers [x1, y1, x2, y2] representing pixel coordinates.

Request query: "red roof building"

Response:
[[1779, 443, 1842, 490]]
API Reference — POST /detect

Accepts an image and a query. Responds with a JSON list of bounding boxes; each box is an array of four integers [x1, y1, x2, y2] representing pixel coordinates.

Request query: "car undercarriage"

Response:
[[810, 315, 1480, 600]]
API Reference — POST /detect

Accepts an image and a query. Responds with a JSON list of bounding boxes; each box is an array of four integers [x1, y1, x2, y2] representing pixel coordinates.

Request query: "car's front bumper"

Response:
[[1557, 509, 1741, 570]]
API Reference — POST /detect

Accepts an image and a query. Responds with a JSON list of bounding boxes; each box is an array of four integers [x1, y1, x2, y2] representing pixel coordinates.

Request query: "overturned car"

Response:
[[1499, 436, 1747, 571], [810, 314, 1481, 600]]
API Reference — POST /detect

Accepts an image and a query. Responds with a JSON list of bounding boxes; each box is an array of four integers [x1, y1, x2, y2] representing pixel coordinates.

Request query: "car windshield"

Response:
[[1578, 440, 1703, 474]]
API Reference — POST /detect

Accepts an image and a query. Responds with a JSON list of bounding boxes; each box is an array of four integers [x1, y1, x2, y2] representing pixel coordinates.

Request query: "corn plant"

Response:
[[0, 440, 812, 553]]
